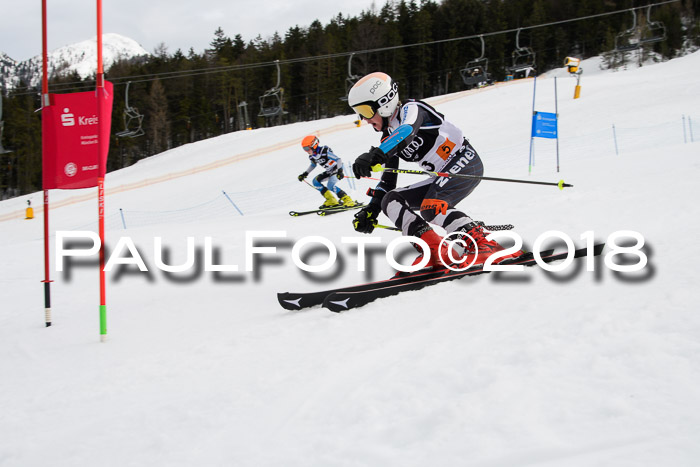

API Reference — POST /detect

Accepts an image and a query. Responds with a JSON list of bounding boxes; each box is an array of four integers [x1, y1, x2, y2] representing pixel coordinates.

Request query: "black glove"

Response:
[[336, 168, 344, 180], [353, 146, 387, 178], [353, 204, 381, 234], [297, 171, 308, 182]]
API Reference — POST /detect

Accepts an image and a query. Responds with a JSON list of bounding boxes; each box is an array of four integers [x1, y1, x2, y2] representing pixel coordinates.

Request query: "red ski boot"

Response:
[[393, 227, 455, 277], [404, 227, 453, 271], [453, 222, 523, 265]]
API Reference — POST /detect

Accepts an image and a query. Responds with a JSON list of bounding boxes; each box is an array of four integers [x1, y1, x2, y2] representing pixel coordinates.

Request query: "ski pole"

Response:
[[303, 176, 378, 184], [374, 222, 512, 232], [345, 176, 380, 181], [375, 223, 401, 232], [371, 165, 572, 190]]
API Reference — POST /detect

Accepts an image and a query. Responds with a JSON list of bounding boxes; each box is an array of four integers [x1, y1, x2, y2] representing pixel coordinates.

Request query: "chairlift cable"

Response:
[[9, 0, 679, 96]]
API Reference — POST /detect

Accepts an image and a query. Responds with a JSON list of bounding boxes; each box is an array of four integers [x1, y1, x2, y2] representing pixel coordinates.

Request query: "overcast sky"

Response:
[[0, 0, 380, 62]]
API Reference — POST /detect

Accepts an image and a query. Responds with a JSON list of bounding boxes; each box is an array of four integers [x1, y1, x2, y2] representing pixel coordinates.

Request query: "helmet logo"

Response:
[[369, 80, 383, 94], [377, 82, 399, 107]]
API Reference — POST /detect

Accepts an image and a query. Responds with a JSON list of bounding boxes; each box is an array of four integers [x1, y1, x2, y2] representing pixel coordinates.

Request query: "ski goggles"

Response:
[[352, 103, 378, 120], [302, 145, 316, 151]]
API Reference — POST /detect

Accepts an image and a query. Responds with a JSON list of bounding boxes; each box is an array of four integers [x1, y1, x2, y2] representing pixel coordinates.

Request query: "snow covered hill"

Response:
[[1, 33, 148, 90], [1, 52, 699, 467]]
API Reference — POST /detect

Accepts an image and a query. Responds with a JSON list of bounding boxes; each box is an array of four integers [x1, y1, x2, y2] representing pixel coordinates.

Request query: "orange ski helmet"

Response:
[[301, 135, 319, 151]]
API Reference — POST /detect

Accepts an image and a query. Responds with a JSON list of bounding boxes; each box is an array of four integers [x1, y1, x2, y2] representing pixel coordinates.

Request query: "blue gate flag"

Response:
[[531, 111, 558, 139]]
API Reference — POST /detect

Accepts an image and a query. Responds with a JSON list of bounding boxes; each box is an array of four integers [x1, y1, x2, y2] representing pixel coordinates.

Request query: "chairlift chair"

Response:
[[0, 94, 12, 154], [507, 29, 536, 79], [0, 121, 10, 155], [341, 53, 361, 101], [614, 9, 641, 52], [460, 35, 490, 89], [640, 5, 666, 45], [258, 60, 288, 118], [115, 81, 145, 138], [258, 89, 286, 118]]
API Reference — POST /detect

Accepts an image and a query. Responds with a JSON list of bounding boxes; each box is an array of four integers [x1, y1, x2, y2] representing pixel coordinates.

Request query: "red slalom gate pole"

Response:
[[97, 0, 107, 342], [41, 0, 53, 327]]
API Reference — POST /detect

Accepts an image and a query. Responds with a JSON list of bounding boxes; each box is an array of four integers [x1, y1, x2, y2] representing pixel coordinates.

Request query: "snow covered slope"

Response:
[[1, 52, 699, 467]]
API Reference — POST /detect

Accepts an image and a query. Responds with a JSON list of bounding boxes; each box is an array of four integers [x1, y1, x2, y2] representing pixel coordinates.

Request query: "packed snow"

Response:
[[1, 51, 699, 467]]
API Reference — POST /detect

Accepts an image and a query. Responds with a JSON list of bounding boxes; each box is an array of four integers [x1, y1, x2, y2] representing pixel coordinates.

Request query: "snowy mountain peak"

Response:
[[1, 33, 149, 91], [0, 52, 16, 65], [0, 52, 17, 91]]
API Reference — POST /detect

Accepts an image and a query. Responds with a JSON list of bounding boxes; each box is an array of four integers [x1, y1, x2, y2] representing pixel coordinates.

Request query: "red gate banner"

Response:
[[42, 81, 113, 189]]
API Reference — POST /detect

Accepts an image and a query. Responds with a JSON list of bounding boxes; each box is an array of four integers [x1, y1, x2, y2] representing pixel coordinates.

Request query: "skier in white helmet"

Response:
[[347, 71, 521, 270]]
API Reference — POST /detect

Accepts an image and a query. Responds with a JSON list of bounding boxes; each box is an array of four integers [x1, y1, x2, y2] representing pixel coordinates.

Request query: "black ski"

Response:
[[289, 203, 364, 217], [290, 208, 320, 217], [322, 244, 605, 312], [277, 249, 555, 311], [317, 203, 364, 216]]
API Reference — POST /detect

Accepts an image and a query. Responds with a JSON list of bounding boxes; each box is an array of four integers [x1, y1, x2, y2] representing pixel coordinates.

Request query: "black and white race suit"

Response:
[[369, 99, 484, 236]]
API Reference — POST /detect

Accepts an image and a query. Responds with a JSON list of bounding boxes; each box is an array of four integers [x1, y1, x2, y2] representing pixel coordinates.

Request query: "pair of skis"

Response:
[[289, 202, 364, 217], [277, 244, 605, 312]]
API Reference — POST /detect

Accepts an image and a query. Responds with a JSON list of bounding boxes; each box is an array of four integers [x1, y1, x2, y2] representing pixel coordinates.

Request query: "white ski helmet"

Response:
[[347, 72, 400, 120]]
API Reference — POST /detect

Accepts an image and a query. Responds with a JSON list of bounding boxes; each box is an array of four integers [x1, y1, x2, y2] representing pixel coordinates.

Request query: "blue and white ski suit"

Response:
[[304, 145, 346, 196]]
